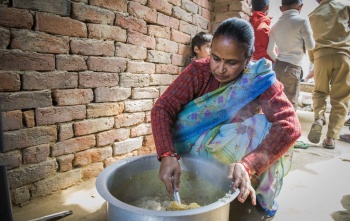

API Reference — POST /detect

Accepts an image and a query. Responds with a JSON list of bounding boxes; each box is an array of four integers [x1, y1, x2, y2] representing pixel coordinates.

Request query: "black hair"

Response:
[[213, 17, 254, 58], [191, 32, 213, 57], [282, 0, 302, 6], [252, 0, 270, 11]]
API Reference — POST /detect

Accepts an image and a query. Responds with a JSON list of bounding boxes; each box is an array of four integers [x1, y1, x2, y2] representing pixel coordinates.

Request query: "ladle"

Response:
[[172, 176, 181, 204]]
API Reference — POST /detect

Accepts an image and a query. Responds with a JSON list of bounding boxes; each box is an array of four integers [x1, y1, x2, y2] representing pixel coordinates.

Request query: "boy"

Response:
[[191, 32, 212, 60], [250, 0, 273, 62], [267, 0, 315, 109]]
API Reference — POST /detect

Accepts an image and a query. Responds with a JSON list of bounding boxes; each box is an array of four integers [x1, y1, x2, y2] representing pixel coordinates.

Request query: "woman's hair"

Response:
[[213, 18, 254, 58], [191, 32, 213, 57], [252, 0, 270, 11]]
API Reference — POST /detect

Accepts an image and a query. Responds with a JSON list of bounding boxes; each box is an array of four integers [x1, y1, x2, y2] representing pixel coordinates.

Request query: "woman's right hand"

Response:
[[158, 156, 181, 195]]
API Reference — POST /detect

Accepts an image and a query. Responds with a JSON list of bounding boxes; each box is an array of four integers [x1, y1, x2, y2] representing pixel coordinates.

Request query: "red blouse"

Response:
[[151, 58, 301, 175]]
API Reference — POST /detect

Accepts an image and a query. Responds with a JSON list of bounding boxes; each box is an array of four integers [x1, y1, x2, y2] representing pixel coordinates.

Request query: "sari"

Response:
[[173, 58, 293, 216]]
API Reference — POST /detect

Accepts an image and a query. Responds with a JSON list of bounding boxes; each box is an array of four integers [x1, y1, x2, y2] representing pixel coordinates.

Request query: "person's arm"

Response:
[[267, 31, 277, 62], [301, 19, 315, 50], [151, 60, 213, 157], [240, 81, 301, 176]]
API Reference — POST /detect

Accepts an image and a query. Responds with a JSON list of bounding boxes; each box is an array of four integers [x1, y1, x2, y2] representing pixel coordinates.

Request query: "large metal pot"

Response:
[[96, 153, 239, 221]]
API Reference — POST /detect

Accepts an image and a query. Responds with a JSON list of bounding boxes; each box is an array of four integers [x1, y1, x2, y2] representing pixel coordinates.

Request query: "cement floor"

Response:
[[12, 110, 350, 221]]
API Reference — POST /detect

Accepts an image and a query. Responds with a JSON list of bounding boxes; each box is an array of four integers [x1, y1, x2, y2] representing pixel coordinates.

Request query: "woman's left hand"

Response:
[[227, 163, 256, 205]]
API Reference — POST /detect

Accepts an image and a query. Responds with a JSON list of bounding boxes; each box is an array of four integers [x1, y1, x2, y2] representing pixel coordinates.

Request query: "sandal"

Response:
[[294, 141, 310, 149], [308, 123, 323, 143], [339, 135, 350, 143], [323, 139, 335, 149]]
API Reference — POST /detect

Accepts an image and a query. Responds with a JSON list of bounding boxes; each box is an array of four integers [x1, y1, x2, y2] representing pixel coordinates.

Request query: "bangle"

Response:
[[158, 151, 180, 161], [238, 161, 252, 178]]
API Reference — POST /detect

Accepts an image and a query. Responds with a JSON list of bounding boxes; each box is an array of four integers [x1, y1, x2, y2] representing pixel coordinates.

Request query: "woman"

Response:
[[151, 18, 301, 220]]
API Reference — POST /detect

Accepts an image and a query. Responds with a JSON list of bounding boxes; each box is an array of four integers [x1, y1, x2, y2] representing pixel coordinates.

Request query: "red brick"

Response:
[[132, 87, 159, 99], [71, 2, 115, 25], [22, 144, 50, 164], [130, 123, 152, 137], [0, 91, 52, 112], [182, 0, 199, 13], [193, 14, 210, 29], [114, 112, 145, 128], [36, 105, 86, 126], [148, 25, 170, 39], [127, 31, 156, 49], [0, 27, 10, 49], [90, 0, 127, 12], [214, 2, 229, 13], [128, 2, 157, 24], [87, 57, 127, 73], [58, 123, 74, 141], [201, 8, 212, 21], [119, 73, 150, 88], [143, 134, 155, 149], [115, 42, 147, 60], [53, 89, 93, 106], [96, 128, 130, 146], [178, 43, 191, 56], [79, 71, 119, 88], [179, 20, 198, 36], [173, 6, 192, 23], [127, 61, 155, 74], [171, 29, 191, 45], [12, 0, 70, 16], [172, 53, 187, 66], [0, 7, 33, 29], [124, 100, 153, 112], [23, 110, 35, 128], [2, 110, 23, 131], [113, 137, 143, 155], [0, 150, 21, 170], [150, 74, 176, 85], [146, 50, 172, 64], [168, 0, 181, 6], [56, 154, 74, 172], [95, 87, 131, 102], [0, 50, 55, 71], [87, 103, 124, 119], [229, 1, 250, 15], [3, 126, 57, 152], [74, 147, 112, 166], [71, 39, 114, 56], [0, 71, 20, 91], [156, 38, 178, 53], [193, 0, 211, 9], [155, 64, 179, 74], [74, 117, 114, 136], [115, 13, 147, 34], [22, 71, 78, 90], [148, 0, 172, 15], [56, 55, 87, 71], [157, 13, 179, 29], [88, 24, 126, 42], [35, 12, 87, 38], [81, 162, 103, 179], [52, 135, 96, 157], [11, 29, 69, 54]]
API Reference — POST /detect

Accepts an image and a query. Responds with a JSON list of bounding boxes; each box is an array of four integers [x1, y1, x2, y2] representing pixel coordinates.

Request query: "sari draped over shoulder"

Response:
[[173, 58, 293, 217]]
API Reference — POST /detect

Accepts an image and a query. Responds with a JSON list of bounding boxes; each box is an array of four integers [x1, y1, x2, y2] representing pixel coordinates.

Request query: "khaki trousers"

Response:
[[273, 60, 302, 109], [313, 53, 350, 138]]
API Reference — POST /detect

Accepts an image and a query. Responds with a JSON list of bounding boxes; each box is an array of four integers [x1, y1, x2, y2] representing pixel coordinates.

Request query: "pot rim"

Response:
[[96, 153, 239, 217]]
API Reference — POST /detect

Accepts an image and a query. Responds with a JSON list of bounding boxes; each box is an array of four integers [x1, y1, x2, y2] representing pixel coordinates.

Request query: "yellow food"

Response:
[[167, 201, 201, 211]]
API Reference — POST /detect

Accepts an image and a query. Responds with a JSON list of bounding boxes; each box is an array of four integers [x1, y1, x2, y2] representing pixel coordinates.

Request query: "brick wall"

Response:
[[0, 0, 251, 205]]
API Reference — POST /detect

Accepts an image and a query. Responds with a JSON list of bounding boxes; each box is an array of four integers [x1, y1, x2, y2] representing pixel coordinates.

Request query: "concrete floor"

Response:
[[11, 110, 350, 221]]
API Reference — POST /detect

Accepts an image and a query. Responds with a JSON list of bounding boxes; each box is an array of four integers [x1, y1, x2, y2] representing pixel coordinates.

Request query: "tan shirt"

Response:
[[308, 0, 350, 61]]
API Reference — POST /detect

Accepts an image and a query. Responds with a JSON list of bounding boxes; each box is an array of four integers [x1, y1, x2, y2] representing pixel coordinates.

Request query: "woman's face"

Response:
[[210, 35, 250, 86]]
